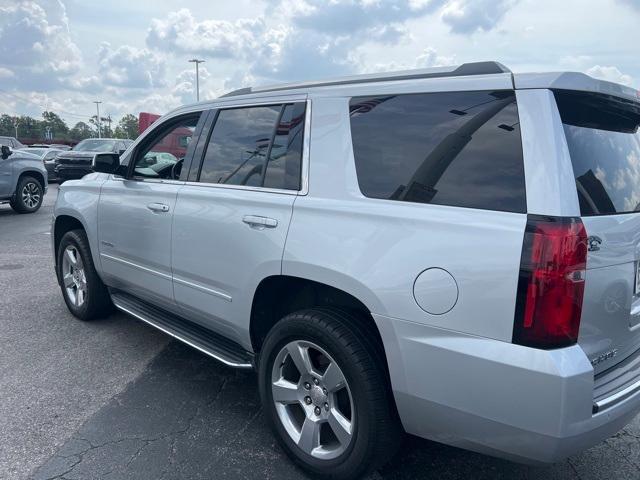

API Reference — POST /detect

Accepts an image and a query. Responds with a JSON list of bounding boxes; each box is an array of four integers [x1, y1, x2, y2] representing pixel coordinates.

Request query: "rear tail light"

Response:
[[513, 216, 588, 349]]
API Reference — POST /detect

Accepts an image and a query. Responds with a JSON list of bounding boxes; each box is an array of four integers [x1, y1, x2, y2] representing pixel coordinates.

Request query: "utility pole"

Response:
[[13, 117, 18, 139], [93, 101, 102, 138], [188, 59, 205, 102]]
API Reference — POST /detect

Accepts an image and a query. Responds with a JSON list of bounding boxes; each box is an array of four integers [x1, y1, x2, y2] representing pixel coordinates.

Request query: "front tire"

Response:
[[258, 308, 401, 480], [56, 229, 112, 320], [10, 176, 43, 213]]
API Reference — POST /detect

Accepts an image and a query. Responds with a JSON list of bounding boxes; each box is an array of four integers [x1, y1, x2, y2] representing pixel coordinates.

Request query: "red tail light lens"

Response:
[[513, 216, 588, 349]]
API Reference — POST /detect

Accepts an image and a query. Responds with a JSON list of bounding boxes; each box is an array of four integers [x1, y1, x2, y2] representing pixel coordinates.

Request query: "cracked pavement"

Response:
[[2, 185, 640, 479]]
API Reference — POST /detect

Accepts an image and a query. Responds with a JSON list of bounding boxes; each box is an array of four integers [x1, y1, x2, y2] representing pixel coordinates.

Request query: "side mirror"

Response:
[[1, 145, 11, 160], [92, 152, 120, 174]]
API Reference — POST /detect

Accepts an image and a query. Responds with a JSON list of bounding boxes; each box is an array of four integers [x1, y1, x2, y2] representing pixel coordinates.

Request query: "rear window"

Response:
[[555, 91, 640, 216], [349, 90, 526, 213]]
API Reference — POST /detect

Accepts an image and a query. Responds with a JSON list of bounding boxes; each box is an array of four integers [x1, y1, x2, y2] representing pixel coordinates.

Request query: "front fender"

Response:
[[53, 175, 107, 276]]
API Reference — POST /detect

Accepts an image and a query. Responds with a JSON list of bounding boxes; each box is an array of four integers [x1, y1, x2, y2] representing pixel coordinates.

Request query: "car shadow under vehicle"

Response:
[[31, 338, 640, 480]]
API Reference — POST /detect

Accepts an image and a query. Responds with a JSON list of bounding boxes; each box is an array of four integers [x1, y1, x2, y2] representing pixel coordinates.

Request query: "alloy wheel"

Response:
[[61, 245, 87, 307], [271, 340, 355, 460], [21, 182, 41, 209]]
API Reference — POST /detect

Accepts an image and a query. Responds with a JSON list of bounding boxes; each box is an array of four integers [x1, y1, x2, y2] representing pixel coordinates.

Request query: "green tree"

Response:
[[89, 115, 114, 138], [69, 121, 93, 141], [42, 111, 69, 140], [18, 115, 43, 140], [0, 114, 17, 137], [114, 114, 139, 139]]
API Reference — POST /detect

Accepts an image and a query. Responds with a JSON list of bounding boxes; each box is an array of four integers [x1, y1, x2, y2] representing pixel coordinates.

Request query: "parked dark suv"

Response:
[[55, 138, 133, 183]]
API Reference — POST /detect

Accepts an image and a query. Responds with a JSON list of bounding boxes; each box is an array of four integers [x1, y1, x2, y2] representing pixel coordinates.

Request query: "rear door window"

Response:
[[349, 90, 526, 213], [198, 103, 305, 190], [555, 91, 640, 216]]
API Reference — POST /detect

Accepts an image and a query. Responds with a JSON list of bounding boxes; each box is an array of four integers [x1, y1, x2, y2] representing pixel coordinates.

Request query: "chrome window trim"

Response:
[[182, 181, 299, 196], [108, 176, 185, 186]]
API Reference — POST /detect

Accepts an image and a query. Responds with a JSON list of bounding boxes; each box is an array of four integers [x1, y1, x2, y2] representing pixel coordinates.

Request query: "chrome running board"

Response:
[[111, 291, 253, 369]]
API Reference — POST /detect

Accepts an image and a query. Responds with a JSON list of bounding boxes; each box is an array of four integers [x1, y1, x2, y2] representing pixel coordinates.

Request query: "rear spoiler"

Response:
[[514, 72, 640, 106], [554, 89, 640, 134]]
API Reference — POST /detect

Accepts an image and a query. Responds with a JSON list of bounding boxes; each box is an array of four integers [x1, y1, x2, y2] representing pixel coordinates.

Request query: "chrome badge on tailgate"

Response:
[[591, 349, 619, 367]]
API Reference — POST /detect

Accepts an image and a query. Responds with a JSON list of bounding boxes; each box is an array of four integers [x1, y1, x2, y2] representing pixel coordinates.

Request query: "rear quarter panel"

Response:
[[283, 96, 526, 342]]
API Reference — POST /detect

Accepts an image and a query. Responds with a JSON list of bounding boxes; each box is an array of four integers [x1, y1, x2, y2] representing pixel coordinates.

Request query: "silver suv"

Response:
[[0, 146, 47, 213], [52, 62, 640, 479]]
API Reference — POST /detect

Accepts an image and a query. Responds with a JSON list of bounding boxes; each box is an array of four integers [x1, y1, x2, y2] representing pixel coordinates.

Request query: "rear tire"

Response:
[[258, 308, 401, 480], [56, 229, 113, 320], [10, 176, 43, 213]]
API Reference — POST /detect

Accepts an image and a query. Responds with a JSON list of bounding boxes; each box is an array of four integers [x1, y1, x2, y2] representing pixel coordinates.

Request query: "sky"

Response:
[[0, 0, 638, 127]]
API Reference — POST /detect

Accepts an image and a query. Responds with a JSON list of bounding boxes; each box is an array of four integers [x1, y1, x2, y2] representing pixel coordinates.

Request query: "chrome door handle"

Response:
[[242, 215, 278, 229], [147, 203, 170, 213]]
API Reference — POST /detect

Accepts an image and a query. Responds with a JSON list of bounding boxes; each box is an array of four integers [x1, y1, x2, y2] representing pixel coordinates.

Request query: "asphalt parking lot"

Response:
[[2, 185, 640, 479]]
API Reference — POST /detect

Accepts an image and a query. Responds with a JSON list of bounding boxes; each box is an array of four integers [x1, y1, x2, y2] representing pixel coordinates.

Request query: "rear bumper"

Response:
[[374, 314, 640, 464]]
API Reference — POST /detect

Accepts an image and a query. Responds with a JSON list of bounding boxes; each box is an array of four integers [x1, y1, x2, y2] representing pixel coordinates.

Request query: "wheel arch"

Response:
[[53, 214, 88, 269], [16, 169, 45, 193], [250, 275, 388, 362]]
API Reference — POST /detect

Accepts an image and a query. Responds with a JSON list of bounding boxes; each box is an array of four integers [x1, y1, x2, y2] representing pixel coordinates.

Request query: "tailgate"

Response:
[[581, 214, 640, 375], [554, 89, 640, 375]]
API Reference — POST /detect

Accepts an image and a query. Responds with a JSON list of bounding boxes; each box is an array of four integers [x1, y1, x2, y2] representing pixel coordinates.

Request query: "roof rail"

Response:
[[219, 87, 252, 98], [219, 61, 510, 98]]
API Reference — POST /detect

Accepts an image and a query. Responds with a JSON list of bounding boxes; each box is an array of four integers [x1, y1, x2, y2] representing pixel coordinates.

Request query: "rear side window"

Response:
[[349, 91, 526, 213], [198, 103, 305, 190], [263, 103, 305, 190], [555, 91, 640, 216]]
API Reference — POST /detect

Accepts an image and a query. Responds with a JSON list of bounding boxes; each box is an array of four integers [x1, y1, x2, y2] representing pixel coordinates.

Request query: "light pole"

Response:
[[188, 59, 205, 102], [93, 101, 102, 138]]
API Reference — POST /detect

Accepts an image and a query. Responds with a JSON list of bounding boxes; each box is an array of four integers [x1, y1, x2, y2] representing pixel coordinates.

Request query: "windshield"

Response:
[[556, 91, 640, 216], [73, 139, 117, 152]]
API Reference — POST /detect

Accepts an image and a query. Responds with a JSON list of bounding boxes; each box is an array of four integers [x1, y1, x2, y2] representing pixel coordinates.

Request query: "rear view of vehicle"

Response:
[[550, 88, 640, 410], [482, 76, 640, 461]]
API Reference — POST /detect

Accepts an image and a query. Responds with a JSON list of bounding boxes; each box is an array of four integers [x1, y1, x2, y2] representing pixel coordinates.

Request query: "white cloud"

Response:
[[441, 0, 520, 33], [98, 42, 167, 89], [281, 0, 445, 34], [0, 0, 81, 87], [363, 46, 455, 73], [0, 67, 14, 79], [586, 65, 633, 86], [173, 66, 214, 103], [146, 9, 267, 58], [415, 47, 456, 68]]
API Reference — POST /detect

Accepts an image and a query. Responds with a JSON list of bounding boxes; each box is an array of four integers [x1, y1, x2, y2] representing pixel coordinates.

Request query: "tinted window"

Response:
[[263, 103, 305, 190], [349, 91, 526, 213], [555, 91, 640, 216], [200, 106, 280, 186], [198, 103, 305, 190]]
